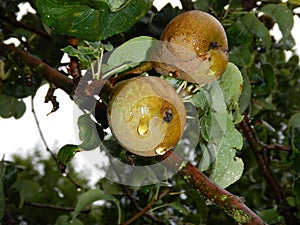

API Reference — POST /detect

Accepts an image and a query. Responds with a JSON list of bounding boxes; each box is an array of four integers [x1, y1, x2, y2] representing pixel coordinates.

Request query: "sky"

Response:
[[0, 1, 300, 161]]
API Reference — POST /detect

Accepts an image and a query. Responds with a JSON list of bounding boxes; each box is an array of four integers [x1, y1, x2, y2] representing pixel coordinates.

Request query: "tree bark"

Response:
[[157, 151, 266, 225]]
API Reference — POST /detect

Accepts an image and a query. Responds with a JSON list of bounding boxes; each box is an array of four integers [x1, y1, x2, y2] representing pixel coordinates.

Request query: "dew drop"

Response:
[[155, 146, 168, 155], [77, 187, 82, 192], [137, 122, 149, 136], [127, 111, 133, 122], [62, 172, 67, 177], [129, 111, 133, 117]]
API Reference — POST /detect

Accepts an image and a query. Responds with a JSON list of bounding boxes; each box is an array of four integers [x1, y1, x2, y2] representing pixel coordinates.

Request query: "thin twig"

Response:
[[24, 201, 75, 212], [240, 114, 298, 225], [5, 199, 89, 214], [121, 188, 170, 225], [122, 186, 166, 225], [24, 201, 90, 214], [264, 144, 292, 152], [4, 208, 17, 225], [31, 96, 82, 190], [65, 173, 82, 190], [0, 15, 50, 39], [31, 96, 55, 159]]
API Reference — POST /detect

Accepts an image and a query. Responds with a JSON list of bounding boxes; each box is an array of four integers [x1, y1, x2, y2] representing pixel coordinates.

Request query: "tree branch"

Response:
[[122, 186, 166, 225], [4, 208, 17, 225], [31, 96, 53, 156], [240, 114, 298, 225], [121, 188, 170, 225], [157, 151, 266, 225], [264, 144, 292, 152], [180, 0, 194, 10], [0, 15, 50, 39], [22, 201, 89, 214], [0, 43, 74, 94], [5, 198, 90, 214], [24, 201, 75, 212]]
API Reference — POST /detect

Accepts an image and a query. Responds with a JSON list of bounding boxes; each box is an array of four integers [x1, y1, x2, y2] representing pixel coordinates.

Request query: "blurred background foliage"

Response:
[[1, 0, 300, 224]]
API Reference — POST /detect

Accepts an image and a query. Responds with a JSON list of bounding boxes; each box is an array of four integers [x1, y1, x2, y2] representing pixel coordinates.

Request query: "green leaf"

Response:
[[288, 112, 300, 152], [190, 63, 243, 116], [258, 209, 283, 224], [57, 144, 80, 166], [250, 63, 276, 98], [261, 4, 296, 50], [106, 0, 130, 11], [198, 84, 227, 142], [73, 189, 121, 224], [207, 81, 227, 114], [288, 0, 300, 5], [0, 179, 4, 220], [294, 179, 300, 212], [2, 164, 20, 189], [200, 111, 227, 142], [36, 0, 153, 41], [229, 43, 255, 68], [12, 179, 41, 208], [78, 114, 100, 150], [239, 68, 252, 113], [210, 116, 244, 188], [55, 215, 83, 225], [0, 60, 10, 81], [261, 4, 294, 39], [251, 98, 276, 116], [167, 202, 190, 215], [194, 0, 210, 11], [227, 19, 253, 48], [195, 63, 244, 177], [261, 63, 276, 96], [241, 13, 272, 49], [186, 190, 208, 222], [0, 95, 26, 119], [99, 179, 122, 195], [62, 41, 113, 69], [218, 62, 243, 120], [108, 36, 156, 67], [189, 88, 209, 111]]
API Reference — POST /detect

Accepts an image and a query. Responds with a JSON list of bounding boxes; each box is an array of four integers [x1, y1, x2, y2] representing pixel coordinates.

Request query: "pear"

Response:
[[107, 76, 186, 157], [153, 10, 228, 85]]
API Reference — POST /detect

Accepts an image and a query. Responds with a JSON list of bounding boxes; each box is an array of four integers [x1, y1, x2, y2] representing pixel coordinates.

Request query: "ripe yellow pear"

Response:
[[107, 76, 186, 157], [153, 10, 228, 85]]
